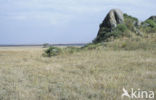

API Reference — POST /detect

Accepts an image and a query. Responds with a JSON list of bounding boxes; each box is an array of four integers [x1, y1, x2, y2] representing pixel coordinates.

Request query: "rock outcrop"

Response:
[[93, 9, 156, 43], [94, 9, 125, 43], [100, 9, 124, 29]]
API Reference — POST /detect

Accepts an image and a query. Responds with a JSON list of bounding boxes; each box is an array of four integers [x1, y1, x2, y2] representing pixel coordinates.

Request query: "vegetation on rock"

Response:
[[141, 19, 156, 33], [93, 23, 130, 43]]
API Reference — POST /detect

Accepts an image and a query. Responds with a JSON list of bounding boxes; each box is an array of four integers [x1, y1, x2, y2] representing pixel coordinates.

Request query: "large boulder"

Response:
[[100, 9, 124, 29], [94, 9, 124, 43], [93, 9, 143, 43]]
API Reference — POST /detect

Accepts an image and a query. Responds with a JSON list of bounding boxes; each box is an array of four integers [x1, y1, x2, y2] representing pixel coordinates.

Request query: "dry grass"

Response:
[[0, 46, 156, 100]]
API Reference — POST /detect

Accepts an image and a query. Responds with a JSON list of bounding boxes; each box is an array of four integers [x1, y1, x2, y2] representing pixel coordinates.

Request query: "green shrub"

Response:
[[145, 19, 156, 28], [106, 24, 128, 39], [116, 24, 128, 32], [124, 14, 138, 22], [43, 46, 62, 57], [111, 24, 128, 37], [124, 13, 139, 32]]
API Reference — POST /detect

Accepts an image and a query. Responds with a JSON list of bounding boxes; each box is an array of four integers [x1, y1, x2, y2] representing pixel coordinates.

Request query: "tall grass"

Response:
[[0, 41, 156, 99]]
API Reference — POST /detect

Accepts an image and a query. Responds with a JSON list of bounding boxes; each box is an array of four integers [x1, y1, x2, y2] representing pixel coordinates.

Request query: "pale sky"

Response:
[[0, 0, 156, 44]]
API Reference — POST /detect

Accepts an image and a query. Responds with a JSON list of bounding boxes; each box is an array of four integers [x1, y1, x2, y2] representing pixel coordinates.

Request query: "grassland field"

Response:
[[0, 45, 156, 100]]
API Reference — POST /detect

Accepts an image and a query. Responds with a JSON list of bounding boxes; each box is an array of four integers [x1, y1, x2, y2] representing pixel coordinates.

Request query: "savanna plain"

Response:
[[0, 39, 156, 100]]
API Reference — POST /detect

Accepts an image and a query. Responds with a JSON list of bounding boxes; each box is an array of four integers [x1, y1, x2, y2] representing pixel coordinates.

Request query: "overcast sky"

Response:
[[0, 0, 156, 44]]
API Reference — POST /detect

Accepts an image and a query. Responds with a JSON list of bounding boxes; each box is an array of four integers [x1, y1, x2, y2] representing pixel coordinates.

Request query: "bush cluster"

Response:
[[43, 46, 62, 57], [43, 46, 81, 57]]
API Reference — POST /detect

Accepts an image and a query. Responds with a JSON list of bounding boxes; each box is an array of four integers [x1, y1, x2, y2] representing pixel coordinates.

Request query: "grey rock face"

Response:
[[100, 9, 124, 29]]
